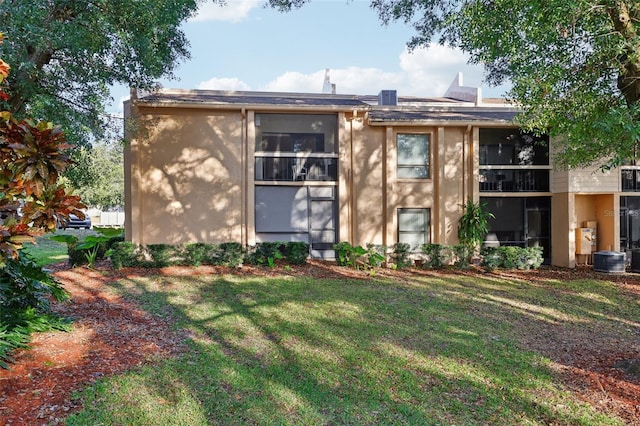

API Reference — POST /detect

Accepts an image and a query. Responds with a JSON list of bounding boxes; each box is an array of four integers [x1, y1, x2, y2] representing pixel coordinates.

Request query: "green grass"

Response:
[[64, 271, 638, 425], [21, 229, 96, 266]]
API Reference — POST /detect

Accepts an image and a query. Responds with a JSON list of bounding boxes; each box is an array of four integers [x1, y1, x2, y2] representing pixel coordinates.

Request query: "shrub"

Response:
[[246, 242, 284, 267], [0, 253, 71, 368], [146, 244, 180, 267], [452, 244, 473, 269], [216, 242, 245, 267], [458, 199, 494, 253], [421, 243, 444, 269], [366, 244, 387, 268], [391, 243, 412, 268], [282, 242, 309, 265], [110, 242, 140, 268], [480, 245, 544, 271], [480, 246, 502, 271]]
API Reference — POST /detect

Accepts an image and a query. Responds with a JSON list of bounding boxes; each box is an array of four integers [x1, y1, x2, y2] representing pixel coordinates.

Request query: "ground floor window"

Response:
[[481, 197, 551, 263], [255, 185, 337, 259], [398, 208, 430, 251]]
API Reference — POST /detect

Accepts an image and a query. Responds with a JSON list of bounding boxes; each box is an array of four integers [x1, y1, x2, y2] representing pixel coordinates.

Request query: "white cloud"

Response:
[[258, 45, 486, 96], [196, 45, 509, 98], [190, 0, 261, 23], [198, 77, 251, 91]]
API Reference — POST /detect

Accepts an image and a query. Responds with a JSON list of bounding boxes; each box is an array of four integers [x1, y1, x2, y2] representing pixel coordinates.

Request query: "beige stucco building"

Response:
[[124, 75, 638, 268]]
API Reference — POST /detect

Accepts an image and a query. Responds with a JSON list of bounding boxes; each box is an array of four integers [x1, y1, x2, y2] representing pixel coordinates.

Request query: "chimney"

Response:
[[322, 68, 332, 93], [378, 90, 397, 106]]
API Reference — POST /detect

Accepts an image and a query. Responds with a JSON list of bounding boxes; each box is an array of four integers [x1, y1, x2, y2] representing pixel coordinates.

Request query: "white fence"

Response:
[[89, 210, 125, 227]]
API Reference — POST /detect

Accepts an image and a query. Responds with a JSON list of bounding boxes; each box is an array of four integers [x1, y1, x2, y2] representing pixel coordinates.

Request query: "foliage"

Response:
[[365, 243, 387, 268], [109, 241, 139, 269], [391, 242, 412, 268], [458, 199, 494, 252], [0, 253, 71, 367], [361, 0, 640, 169], [480, 246, 544, 271], [282, 242, 309, 265], [0, 0, 220, 147], [109, 241, 248, 269], [246, 242, 309, 267], [246, 242, 284, 268], [215, 243, 245, 268], [51, 228, 123, 267], [63, 141, 124, 209], [421, 243, 444, 269], [0, 33, 85, 367]]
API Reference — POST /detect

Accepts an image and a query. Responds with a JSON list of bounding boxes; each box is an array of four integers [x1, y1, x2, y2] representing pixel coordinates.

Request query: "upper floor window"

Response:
[[397, 134, 430, 179], [479, 128, 548, 166], [255, 113, 338, 182], [479, 128, 550, 193], [255, 113, 337, 154]]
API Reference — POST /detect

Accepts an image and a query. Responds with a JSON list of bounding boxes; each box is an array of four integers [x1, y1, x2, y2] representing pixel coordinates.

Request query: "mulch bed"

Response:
[[0, 261, 639, 425]]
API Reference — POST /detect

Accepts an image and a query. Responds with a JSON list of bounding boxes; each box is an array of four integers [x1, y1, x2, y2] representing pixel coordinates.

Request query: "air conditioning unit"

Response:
[[593, 251, 625, 273], [378, 90, 397, 106]]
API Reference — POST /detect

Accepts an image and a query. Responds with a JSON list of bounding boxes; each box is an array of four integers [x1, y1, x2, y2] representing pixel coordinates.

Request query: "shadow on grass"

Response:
[[66, 271, 634, 425]]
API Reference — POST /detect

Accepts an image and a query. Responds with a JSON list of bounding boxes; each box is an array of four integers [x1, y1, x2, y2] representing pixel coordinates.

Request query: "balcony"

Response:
[[255, 155, 337, 182], [480, 168, 549, 192], [622, 168, 640, 192]]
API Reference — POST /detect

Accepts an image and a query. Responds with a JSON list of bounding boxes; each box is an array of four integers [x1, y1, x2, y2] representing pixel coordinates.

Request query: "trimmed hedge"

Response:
[[109, 241, 309, 269]]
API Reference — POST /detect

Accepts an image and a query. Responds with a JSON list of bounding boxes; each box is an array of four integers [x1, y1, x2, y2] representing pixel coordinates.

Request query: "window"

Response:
[[397, 134, 430, 179], [479, 128, 550, 193], [398, 208, 430, 250]]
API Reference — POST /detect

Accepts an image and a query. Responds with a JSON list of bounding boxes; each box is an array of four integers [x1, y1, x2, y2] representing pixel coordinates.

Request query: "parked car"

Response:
[[58, 213, 92, 229]]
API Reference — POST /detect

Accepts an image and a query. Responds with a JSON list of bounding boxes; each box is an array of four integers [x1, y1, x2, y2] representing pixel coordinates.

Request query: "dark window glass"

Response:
[[479, 128, 549, 166]]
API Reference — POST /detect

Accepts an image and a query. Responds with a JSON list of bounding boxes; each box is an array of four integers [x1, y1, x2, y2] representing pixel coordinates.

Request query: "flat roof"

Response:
[[367, 108, 518, 124], [137, 89, 369, 108]]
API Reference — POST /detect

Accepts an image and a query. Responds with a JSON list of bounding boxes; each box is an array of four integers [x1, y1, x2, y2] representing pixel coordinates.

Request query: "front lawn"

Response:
[[21, 229, 97, 266], [64, 268, 639, 425]]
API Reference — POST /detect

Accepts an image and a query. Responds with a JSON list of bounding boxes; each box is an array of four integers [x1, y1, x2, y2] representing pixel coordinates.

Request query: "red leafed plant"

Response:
[[0, 32, 85, 264]]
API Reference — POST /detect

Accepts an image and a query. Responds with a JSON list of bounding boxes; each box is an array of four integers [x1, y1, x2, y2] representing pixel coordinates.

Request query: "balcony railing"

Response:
[[622, 168, 640, 192], [480, 168, 549, 192], [255, 156, 337, 182]]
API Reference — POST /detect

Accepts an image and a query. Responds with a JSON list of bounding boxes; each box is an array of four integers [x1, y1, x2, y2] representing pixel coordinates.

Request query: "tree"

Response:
[[0, 33, 85, 367], [63, 141, 124, 210], [0, 0, 219, 146], [373, 0, 640, 169], [275, 0, 640, 169]]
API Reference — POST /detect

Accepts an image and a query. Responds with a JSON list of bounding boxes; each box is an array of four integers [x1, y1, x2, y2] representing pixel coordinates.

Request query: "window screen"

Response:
[[397, 134, 430, 179], [398, 208, 431, 250]]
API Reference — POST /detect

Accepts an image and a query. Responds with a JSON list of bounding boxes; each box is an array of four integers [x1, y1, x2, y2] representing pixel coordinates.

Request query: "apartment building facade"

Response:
[[123, 77, 632, 268]]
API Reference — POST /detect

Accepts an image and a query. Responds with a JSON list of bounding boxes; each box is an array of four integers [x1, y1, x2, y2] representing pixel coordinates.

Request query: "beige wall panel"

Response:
[[568, 168, 618, 193], [551, 192, 575, 268], [133, 107, 243, 245], [439, 127, 466, 245], [385, 127, 437, 245], [350, 123, 385, 245], [551, 170, 569, 193]]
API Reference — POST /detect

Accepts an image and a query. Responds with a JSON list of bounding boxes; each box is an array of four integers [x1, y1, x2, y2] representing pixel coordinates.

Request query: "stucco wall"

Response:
[[348, 119, 386, 245], [127, 106, 244, 245], [552, 168, 619, 193]]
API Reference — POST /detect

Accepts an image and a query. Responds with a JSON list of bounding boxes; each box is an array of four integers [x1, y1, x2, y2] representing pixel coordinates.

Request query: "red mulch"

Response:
[[0, 261, 639, 425]]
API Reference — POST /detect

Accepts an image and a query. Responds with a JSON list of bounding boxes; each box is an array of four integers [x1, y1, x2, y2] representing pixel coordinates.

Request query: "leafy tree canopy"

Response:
[[0, 0, 218, 146], [277, 0, 640, 169], [62, 141, 124, 210]]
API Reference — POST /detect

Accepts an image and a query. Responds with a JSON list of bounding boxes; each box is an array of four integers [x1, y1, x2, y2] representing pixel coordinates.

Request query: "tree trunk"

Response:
[[609, 1, 640, 107]]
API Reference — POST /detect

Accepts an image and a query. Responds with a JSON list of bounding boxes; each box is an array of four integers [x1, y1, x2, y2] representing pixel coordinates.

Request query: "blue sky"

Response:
[[111, 0, 510, 113]]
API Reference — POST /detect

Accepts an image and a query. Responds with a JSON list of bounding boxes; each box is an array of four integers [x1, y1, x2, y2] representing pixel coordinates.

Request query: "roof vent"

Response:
[[378, 90, 397, 106]]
